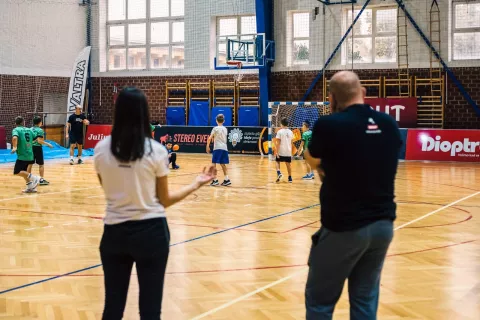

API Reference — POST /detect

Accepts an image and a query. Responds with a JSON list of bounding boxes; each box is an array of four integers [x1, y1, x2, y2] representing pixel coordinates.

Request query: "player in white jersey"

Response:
[[206, 114, 231, 186], [275, 117, 294, 183]]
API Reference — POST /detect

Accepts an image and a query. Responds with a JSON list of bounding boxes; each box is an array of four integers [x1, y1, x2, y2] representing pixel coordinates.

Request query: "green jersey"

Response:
[[12, 126, 34, 161], [150, 124, 156, 132], [302, 130, 313, 150], [31, 126, 44, 147]]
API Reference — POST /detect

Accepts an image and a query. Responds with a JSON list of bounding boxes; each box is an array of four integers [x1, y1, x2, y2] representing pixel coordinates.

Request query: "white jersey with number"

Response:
[[94, 136, 169, 225], [276, 128, 294, 157], [211, 126, 228, 151]]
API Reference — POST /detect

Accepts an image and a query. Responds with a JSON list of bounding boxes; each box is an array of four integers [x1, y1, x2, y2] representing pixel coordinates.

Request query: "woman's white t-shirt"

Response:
[[94, 136, 169, 225]]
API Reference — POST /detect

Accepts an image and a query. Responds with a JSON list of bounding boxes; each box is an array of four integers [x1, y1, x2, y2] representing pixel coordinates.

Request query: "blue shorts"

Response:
[[212, 150, 229, 164]]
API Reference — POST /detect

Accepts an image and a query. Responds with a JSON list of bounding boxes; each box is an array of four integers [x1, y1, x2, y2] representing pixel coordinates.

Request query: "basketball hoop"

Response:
[[227, 61, 243, 69], [227, 61, 244, 82]]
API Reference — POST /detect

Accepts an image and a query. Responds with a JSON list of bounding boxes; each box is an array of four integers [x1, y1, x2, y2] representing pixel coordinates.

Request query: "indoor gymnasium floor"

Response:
[[1, 154, 479, 319]]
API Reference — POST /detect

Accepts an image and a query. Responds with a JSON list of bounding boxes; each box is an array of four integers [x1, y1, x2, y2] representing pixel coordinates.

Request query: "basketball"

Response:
[[173, 144, 180, 151]]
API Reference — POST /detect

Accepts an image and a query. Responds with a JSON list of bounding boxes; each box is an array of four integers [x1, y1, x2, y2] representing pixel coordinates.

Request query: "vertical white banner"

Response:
[[66, 46, 91, 115]]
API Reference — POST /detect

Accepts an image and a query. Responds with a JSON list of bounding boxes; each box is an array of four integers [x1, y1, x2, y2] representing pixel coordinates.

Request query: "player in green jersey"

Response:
[[28, 116, 53, 185], [11, 116, 40, 193], [296, 120, 315, 180]]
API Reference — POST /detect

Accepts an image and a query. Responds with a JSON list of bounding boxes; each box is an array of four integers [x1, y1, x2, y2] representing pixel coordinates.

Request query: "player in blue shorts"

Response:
[[206, 114, 231, 186]]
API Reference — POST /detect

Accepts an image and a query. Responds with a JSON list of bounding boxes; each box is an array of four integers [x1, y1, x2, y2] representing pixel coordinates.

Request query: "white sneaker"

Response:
[[70, 159, 74, 165], [23, 188, 37, 194], [29, 175, 40, 190]]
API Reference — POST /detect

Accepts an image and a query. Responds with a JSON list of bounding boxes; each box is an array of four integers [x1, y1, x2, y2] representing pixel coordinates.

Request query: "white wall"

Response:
[[272, 0, 480, 72], [0, 0, 87, 77]]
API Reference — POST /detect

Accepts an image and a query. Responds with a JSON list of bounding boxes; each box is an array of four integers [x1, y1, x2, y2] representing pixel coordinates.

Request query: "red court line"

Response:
[[0, 208, 102, 220], [2, 239, 475, 278]]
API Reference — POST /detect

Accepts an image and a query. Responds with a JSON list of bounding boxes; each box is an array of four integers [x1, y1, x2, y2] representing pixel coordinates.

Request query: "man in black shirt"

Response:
[[304, 71, 402, 320], [66, 105, 89, 165]]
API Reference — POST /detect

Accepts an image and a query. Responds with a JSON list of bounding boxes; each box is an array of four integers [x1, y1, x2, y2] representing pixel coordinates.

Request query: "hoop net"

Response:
[[227, 61, 244, 82]]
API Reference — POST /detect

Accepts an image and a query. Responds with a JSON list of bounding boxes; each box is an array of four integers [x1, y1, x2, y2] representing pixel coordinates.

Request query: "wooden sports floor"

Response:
[[1, 154, 479, 319]]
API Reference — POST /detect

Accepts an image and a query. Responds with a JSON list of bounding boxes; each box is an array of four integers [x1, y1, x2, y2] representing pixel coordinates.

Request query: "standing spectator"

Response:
[[304, 71, 402, 320], [94, 87, 216, 319]]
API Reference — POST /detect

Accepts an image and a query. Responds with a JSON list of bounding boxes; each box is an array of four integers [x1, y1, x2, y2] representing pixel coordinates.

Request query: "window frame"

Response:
[[291, 11, 310, 65], [106, 0, 185, 71], [342, 6, 398, 65], [451, 0, 480, 61], [215, 15, 257, 65]]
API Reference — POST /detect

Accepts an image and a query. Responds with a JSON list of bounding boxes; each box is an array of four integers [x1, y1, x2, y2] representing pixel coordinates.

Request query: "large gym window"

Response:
[[290, 12, 310, 66], [452, 1, 480, 60], [107, 0, 184, 71], [342, 8, 397, 65], [215, 15, 257, 65]]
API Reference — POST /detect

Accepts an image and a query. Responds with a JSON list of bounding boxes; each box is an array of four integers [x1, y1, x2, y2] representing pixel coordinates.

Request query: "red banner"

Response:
[[0, 126, 6, 149], [365, 98, 417, 128], [406, 129, 480, 162], [84, 125, 112, 149]]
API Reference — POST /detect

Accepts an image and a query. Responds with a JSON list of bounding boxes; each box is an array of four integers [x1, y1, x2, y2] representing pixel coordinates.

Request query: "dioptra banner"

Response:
[[406, 129, 480, 162], [154, 126, 267, 155], [84, 124, 112, 149], [365, 98, 417, 128]]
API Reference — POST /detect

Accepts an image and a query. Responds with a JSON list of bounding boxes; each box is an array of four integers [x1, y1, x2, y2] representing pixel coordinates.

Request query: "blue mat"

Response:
[[0, 141, 94, 164]]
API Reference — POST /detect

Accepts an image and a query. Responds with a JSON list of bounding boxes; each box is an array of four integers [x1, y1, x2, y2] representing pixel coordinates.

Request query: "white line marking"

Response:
[[190, 191, 480, 320], [24, 228, 36, 231], [62, 223, 72, 226], [4, 230, 15, 233], [0, 186, 101, 203], [190, 268, 307, 320], [244, 204, 252, 207], [79, 221, 89, 223], [86, 195, 103, 199], [43, 226, 53, 229]]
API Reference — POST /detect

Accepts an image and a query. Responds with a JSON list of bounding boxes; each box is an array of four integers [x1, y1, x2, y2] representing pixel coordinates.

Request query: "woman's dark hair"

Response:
[[111, 87, 152, 162]]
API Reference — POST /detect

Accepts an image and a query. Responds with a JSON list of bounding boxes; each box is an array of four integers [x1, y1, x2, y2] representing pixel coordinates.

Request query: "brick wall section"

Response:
[[91, 74, 258, 125], [270, 67, 480, 129], [0, 75, 69, 140]]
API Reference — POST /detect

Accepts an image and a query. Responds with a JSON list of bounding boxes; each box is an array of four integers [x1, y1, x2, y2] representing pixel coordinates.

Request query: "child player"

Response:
[[206, 114, 231, 186], [165, 140, 180, 170], [295, 120, 314, 180], [29, 116, 54, 185], [275, 117, 294, 183], [11, 116, 40, 193]]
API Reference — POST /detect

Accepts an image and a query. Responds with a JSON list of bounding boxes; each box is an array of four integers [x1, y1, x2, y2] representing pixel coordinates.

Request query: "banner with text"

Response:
[[154, 126, 266, 155], [406, 129, 480, 162], [66, 46, 91, 116], [84, 124, 112, 149], [365, 98, 417, 128]]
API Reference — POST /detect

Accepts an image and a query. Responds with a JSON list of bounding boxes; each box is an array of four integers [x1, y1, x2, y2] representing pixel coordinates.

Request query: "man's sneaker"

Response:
[[172, 165, 180, 170], [22, 188, 37, 194], [276, 173, 283, 183], [39, 178, 49, 186], [210, 180, 219, 186], [288, 177, 293, 183], [302, 174, 313, 180], [29, 176, 40, 189], [311, 173, 315, 179], [221, 180, 231, 186], [78, 159, 84, 165], [69, 159, 74, 165]]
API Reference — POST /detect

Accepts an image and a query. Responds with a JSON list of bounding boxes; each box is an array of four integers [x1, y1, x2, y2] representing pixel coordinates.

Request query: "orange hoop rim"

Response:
[[226, 61, 243, 69]]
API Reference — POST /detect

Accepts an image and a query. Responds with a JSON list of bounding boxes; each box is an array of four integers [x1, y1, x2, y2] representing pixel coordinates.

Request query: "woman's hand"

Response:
[[195, 165, 217, 186]]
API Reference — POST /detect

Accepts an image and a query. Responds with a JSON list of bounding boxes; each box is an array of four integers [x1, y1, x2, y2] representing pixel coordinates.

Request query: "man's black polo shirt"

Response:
[[308, 104, 402, 232]]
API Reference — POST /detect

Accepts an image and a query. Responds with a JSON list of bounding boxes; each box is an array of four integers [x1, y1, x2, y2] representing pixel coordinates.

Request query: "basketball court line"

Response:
[[0, 186, 101, 203], [0, 203, 320, 295], [190, 190, 480, 320]]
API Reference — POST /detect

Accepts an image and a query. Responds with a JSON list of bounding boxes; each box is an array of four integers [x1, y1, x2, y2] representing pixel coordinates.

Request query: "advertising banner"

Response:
[[66, 46, 91, 116], [84, 124, 112, 149], [154, 126, 267, 155], [365, 98, 417, 128], [406, 129, 480, 162], [0, 126, 6, 149]]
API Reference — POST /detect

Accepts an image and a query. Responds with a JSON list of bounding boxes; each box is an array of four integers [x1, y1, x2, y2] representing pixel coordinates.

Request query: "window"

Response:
[[292, 12, 310, 65], [107, 0, 184, 71], [452, 1, 480, 60], [343, 8, 397, 64], [216, 15, 257, 65]]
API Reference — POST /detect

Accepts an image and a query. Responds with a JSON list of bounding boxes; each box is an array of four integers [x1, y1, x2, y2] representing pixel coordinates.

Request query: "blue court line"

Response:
[[0, 204, 320, 295]]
